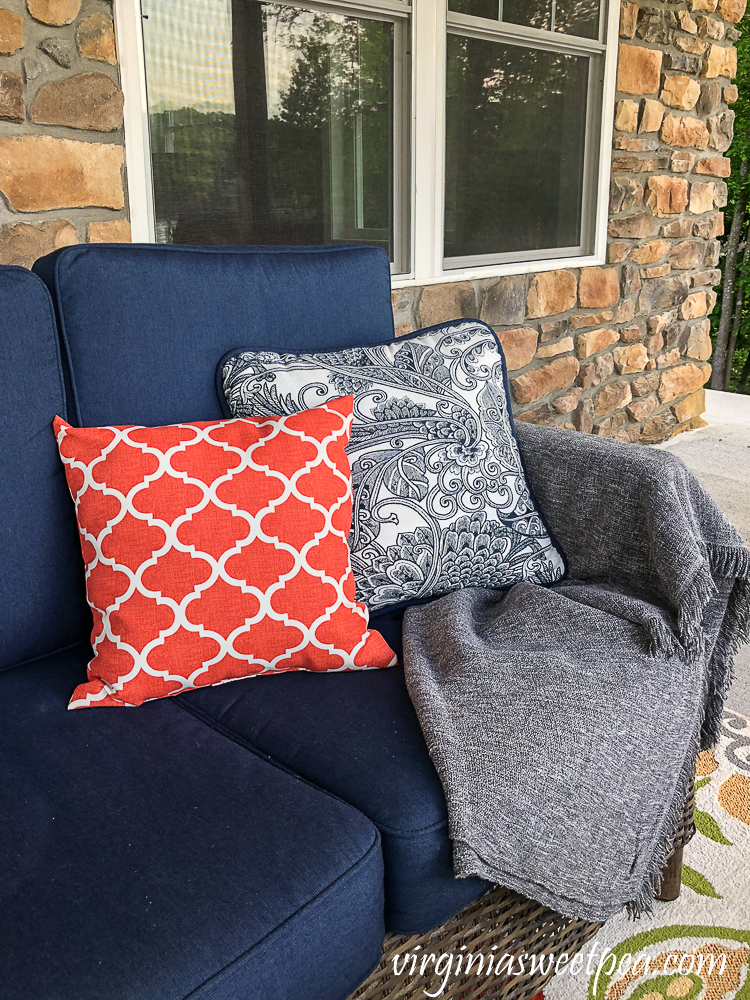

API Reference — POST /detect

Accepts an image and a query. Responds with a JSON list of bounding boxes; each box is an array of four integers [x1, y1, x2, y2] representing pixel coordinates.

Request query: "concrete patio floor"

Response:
[[658, 389, 750, 718]]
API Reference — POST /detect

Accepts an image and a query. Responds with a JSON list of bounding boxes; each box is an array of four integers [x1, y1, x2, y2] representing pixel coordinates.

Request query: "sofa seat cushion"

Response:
[[181, 655, 490, 934], [0, 646, 384, 1000]]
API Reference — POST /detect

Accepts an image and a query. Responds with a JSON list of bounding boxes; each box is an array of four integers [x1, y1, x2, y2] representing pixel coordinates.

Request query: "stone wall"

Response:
[[393, 0, 746, 443], [0, 0, 744, 443], [0, 0, 129, 267]]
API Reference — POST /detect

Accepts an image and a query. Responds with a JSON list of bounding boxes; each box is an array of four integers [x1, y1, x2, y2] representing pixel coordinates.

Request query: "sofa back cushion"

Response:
[[0, 267, 90, 670], [33, 244, 395, 427]]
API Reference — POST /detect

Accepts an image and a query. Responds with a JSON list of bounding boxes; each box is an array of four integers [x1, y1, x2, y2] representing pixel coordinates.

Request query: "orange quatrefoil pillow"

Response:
[[55, 396, 395, 709]]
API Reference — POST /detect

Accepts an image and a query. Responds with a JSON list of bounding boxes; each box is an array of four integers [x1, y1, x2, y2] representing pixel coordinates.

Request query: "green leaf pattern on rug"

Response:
[[693, 807, 733, 845], [693, 809, 732, 847], [694, 775, 712, 791], [681, 863, 722, 899]]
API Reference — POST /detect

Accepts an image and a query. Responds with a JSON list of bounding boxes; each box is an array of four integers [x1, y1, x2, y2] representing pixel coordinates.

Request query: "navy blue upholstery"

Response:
[[2, 252, 392, 1000], [0, 647, 385, 1000], [33, 243, 394, 427], [0, 266, 89, 671], [182, 665, 489, 934], [30, 243, 489, 935]]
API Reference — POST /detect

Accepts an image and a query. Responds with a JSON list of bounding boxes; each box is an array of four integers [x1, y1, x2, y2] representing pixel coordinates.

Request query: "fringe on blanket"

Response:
[[678, 546, 750, 747], [628, 721, 702, 919]]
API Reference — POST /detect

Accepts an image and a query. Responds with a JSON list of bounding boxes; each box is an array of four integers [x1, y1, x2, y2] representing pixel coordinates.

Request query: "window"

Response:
[[443, 1, 607, 268], [139, 0, 407, 269], [117, 0, 616, 284]]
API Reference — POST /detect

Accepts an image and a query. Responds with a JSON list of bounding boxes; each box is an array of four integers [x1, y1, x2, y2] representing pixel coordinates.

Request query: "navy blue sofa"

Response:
[[1, 245, 489, 1000]]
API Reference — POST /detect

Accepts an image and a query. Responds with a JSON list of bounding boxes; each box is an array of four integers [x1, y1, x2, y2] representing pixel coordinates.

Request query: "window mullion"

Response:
[[114, 0, 155, 242], [411, 0, 447, 283], [592, 0, 619, 261], [392, 15, 411, 274]]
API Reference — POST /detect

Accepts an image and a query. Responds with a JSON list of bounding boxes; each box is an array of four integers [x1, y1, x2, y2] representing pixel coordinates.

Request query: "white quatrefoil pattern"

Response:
[[55, 396, 396, 710]]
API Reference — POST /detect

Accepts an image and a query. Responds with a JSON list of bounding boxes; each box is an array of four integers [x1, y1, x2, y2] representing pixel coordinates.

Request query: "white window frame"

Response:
[[114, 0, 620, 288]]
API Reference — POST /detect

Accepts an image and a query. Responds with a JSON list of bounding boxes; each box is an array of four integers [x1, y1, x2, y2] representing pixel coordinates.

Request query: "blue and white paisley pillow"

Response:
[[220, 321, 566, 612]]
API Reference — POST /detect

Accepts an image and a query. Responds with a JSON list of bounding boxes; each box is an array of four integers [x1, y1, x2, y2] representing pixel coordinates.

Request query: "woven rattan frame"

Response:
[[351, 888, 601, 1000], [349, 784, 695, 1000], [672, 780, 696, 849]]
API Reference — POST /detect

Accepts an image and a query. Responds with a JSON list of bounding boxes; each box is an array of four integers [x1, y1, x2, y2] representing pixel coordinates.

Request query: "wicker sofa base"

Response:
[[350, 887, 601, 1000], [350, 785, 696, 1000]]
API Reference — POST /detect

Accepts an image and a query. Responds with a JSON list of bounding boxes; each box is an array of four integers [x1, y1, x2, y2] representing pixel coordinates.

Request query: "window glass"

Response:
[[448, 0, 500, 18], [444, 34, 590, 261], [449, 0, 600, 37], [142, 0, 395, 257], [502, 0, 552, 32], [553, 0, 600, 39]]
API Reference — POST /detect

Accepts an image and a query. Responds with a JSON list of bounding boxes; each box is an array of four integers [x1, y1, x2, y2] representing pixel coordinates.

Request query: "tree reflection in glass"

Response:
[[448, 0, 600, 37], [143, 0, 394, 255], [444, 35, 590, 260], [553, 0, 600, 38], [502, 0, 552, 31], [448, 0, 500, 17]]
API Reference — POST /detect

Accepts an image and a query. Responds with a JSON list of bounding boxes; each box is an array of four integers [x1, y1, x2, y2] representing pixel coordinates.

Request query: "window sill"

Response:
[[390, 251, 607, 288]]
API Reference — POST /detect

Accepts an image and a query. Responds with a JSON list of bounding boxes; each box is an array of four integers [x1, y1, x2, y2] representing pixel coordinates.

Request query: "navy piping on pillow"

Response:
[[216, 359, 233, 418], [216, 318, 569, 589]]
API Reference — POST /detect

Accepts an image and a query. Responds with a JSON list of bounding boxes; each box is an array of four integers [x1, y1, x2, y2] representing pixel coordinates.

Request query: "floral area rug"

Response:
[[543, 710, 750, 1000]]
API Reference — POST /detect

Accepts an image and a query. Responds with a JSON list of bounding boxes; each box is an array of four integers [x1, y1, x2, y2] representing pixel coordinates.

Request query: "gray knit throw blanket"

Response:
[[402, 423, 750, 922]]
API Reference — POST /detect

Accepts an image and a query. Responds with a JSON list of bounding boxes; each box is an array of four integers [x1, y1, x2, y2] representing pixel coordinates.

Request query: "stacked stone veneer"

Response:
[[0, 0, 129, 266], [394, 0, 746, 443], [0, 0, 744, 442]]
